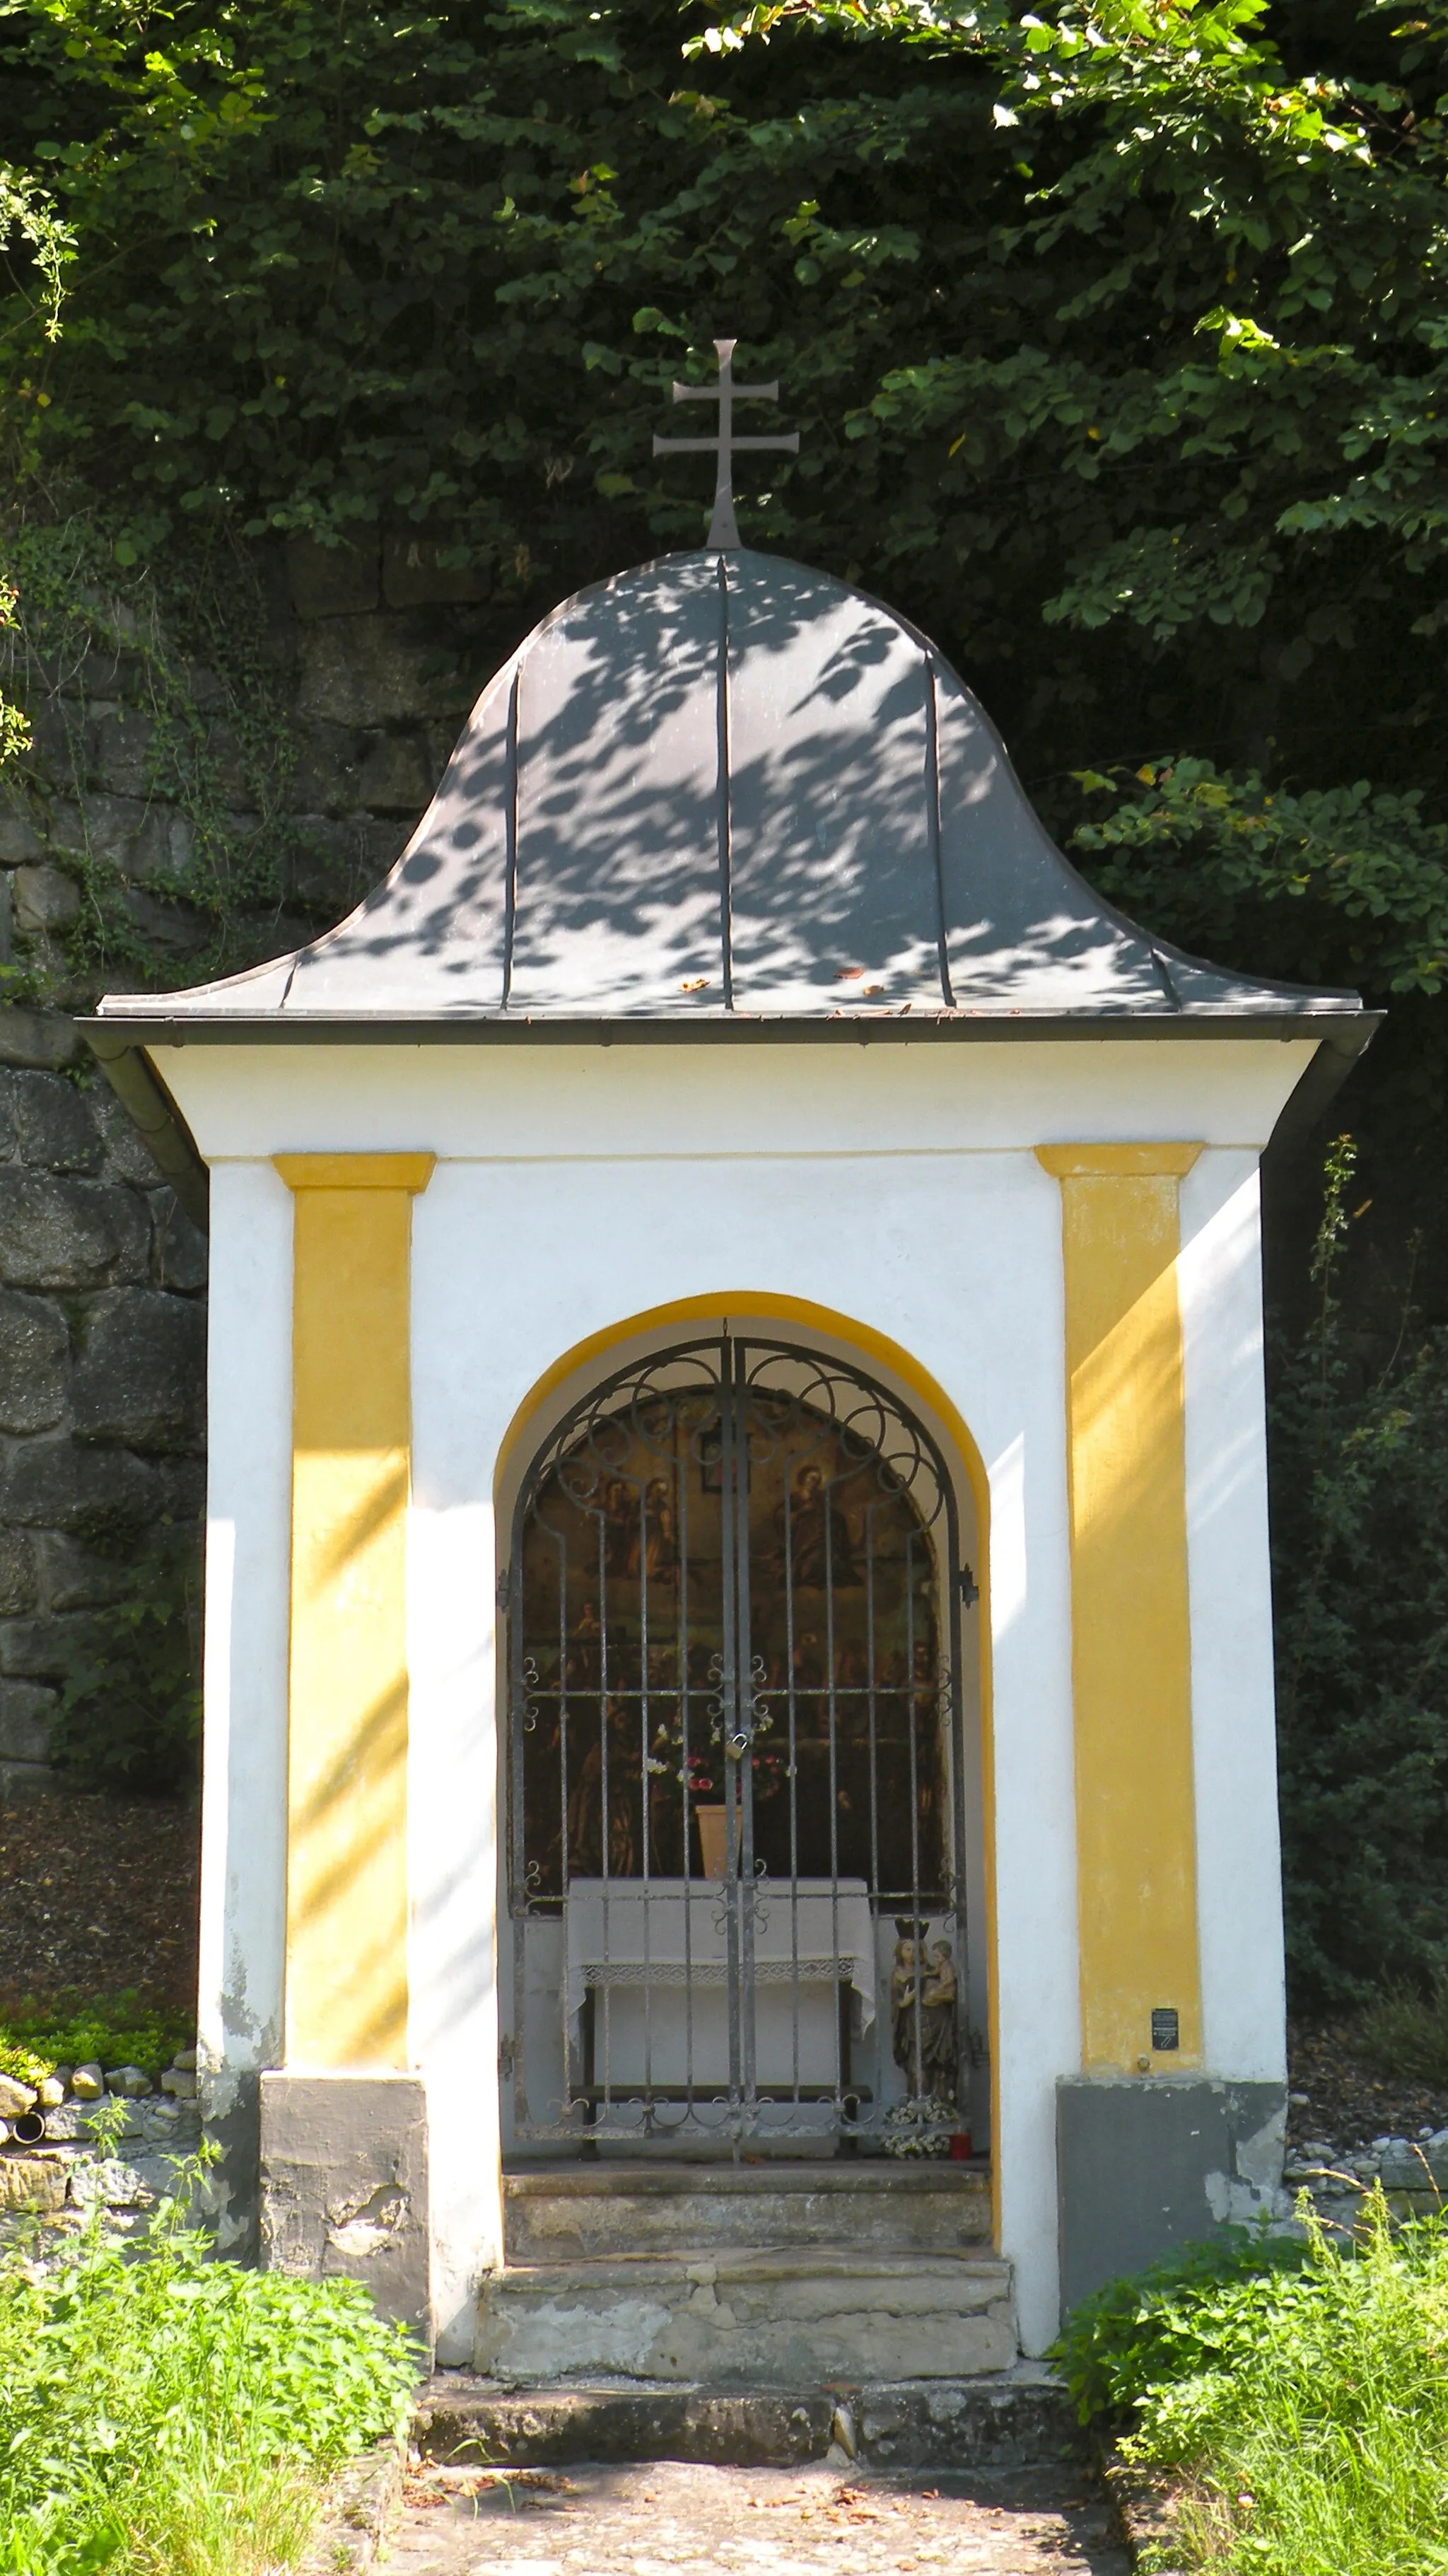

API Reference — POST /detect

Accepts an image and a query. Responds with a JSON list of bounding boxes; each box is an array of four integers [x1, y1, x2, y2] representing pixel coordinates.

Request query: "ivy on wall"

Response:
[[0, 513, 303, 1006], [0, 0, 1444, 812]]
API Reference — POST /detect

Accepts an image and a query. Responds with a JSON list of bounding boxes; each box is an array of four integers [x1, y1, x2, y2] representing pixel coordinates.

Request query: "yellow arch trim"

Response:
[[495, 1289, 1000, 2249]]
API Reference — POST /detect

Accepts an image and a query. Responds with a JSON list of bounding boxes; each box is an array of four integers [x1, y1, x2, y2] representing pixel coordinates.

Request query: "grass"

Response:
[[1353, 1973, 1448, 2090], [0, 1992, 194, 2090], [1055, 2195, 1448, 2574], [0, 2150, 419, 2576]]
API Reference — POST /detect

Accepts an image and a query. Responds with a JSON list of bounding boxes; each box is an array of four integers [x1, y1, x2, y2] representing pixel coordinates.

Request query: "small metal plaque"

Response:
[[1151, 2007, 1180, 2052]]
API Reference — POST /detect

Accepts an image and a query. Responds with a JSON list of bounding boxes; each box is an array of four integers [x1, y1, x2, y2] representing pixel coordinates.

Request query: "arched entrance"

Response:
[[506, 1331, 979, 2153]]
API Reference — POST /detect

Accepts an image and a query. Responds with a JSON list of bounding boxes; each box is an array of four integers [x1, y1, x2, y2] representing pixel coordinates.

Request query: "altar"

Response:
[[565, 1879, 877, 2094]]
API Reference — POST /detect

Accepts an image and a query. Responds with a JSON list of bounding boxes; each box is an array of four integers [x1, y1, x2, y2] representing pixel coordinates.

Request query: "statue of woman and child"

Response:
[[889, 1928, 959, 2099]]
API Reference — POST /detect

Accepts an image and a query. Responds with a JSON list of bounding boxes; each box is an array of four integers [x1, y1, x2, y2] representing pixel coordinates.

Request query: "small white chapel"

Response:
[[88, 349, 1372, 2381]]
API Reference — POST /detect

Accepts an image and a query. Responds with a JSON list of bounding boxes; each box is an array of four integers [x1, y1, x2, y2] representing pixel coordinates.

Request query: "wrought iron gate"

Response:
[[506, 1336, 971, 2150]]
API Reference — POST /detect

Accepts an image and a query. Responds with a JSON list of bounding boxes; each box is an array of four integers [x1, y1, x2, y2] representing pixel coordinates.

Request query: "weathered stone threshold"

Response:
[[416, 2366, 1074, 2471]]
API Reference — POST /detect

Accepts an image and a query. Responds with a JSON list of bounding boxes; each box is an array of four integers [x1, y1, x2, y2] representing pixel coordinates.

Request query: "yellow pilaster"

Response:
[[1037, 1143, 1204, 2074], [275, 1152, 435, 2068]]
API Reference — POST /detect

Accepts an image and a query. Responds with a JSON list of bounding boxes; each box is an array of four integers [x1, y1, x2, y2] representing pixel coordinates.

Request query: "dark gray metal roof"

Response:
[[93, 549, 1366, 1038]]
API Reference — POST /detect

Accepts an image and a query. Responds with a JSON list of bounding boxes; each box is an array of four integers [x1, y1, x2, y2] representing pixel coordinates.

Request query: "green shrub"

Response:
[[0, 1993, 194, 2088], [1056, 2197, 1448, 2576], [1270, 1141, 1448, 2004], [1053, 2227, 1311, 2430], [0, 2157, 419, 2575], [1353, 1974, 1448, 2090]]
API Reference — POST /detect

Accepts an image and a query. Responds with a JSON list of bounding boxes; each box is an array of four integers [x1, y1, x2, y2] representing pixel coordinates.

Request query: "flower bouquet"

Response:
[[648, 1691, 784, 1877], [882, 2095, 959, 2160]]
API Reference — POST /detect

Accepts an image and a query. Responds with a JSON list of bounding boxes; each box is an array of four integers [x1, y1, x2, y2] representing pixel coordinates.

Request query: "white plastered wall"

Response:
[[197, 1163, 293, 2249], [173, 1036, 1312, 2358], [1179, 1154, 1288, 2084]]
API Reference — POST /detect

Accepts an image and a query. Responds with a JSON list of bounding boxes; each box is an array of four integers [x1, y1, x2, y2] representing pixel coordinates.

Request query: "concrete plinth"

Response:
[[1056, 2075, 1286, 2312], [258, 2072, 430, 2339]]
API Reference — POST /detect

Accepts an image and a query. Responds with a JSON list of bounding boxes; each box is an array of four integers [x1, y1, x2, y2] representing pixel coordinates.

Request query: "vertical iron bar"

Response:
[[734, 1337, 757, 2135], [679, 1397, 696, 2120], [597, 1500, 612, 2121], [783, 1406, 801, 2105], [865, 1504, 881, 1901], [555, 1529, 571, 2128], [508, 1526, 530, 2138], [906, 1529, 924, 2102], [824, 1429, 843, 2123], [946, 1487, 970, 2123], [718, 1336, 742, 2125], [863, 1495, 882, 2140], [640, 1452, 653, 2109]]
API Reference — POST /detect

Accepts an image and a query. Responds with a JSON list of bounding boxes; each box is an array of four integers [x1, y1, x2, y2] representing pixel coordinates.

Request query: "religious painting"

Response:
[[512, 1342, 954, 1906]]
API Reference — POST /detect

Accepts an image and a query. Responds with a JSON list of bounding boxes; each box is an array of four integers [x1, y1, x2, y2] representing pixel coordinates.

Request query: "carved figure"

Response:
[[892, 1930, 959, 2100], [920, 1936, 959, 2098], [890, 1935, 923, 2092]]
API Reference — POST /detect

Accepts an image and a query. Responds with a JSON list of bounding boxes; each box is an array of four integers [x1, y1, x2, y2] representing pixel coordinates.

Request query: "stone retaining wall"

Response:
[[1285, 2121, 1448, 2234], [0, 2050, 202, 2242], [0, 1020, 206, 1788], [0, 531, 508, 1783]]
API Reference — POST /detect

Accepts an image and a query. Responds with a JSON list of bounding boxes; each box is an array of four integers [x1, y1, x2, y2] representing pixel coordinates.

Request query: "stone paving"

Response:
[[388, 2459, 1130, 2576]]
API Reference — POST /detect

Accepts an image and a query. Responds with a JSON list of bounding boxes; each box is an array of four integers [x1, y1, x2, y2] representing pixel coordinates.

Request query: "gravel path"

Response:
[[387, 2461, 1130, 2576]]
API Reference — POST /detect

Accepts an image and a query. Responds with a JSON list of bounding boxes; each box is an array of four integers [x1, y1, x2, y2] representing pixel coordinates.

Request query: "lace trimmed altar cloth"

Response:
[[564, 1878, 878, 2034]]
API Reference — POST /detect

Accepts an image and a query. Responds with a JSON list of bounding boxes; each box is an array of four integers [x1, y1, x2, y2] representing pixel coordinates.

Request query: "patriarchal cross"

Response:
[[653, 337, 800, 549]]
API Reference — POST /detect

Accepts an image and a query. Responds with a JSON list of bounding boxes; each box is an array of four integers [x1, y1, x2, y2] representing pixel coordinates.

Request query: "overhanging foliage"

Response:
[[4, 1, 1448, 1998]]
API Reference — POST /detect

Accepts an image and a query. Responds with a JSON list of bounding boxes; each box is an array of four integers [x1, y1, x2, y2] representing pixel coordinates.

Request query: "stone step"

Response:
[[474, 2246, 1015, 2387], [503, 2160, 992, 2262], [416, 2365, 1074, 2469]]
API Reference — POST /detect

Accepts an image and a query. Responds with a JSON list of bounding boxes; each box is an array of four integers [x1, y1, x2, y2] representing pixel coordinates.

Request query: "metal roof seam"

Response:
[[717, 552, 734, 1013]]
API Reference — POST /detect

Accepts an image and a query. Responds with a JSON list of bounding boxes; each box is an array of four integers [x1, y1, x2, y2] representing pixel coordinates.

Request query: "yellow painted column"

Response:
[[1036, 1143, 1204, 2074], [274, 1153, 435, 2069]]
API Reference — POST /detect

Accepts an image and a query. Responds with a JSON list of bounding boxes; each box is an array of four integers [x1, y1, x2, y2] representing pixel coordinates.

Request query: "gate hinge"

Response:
[[496, 1566, 511, 1611], [958, 1563, 979, 1609]]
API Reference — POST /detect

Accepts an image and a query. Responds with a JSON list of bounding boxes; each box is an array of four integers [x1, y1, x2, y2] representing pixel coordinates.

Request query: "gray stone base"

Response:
[[0, 1758, 54, 1795], [259, 2072, 430, 2341], [1057, 2074, 1287, 2312], [200, 2065, 261, 2264], [414, 2366, 1077, 2470]]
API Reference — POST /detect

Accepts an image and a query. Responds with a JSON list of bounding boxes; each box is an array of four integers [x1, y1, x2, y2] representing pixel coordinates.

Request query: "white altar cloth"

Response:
[[564, 1878, 877, 2032]]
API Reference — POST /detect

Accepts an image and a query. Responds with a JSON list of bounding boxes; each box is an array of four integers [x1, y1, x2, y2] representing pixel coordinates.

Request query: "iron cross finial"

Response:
[[653, 337, 800, 549]]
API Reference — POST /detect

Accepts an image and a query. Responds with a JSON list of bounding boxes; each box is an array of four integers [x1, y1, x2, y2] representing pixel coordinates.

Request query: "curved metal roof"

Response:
[[94, 547, 1365, 1037]]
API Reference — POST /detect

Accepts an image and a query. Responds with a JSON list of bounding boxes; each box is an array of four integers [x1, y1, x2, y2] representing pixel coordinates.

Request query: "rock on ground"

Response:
[[386, 2461, 1129, 2576], [1287, 2017, 1448, 2152]]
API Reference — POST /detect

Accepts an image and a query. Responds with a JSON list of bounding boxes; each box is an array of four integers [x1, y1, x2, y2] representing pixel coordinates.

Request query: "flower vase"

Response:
[[694, 1802, 732, 1880]]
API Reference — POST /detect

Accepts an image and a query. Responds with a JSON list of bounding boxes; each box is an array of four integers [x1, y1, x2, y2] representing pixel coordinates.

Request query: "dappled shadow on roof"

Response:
[[101, 550, 1361, 1027]]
